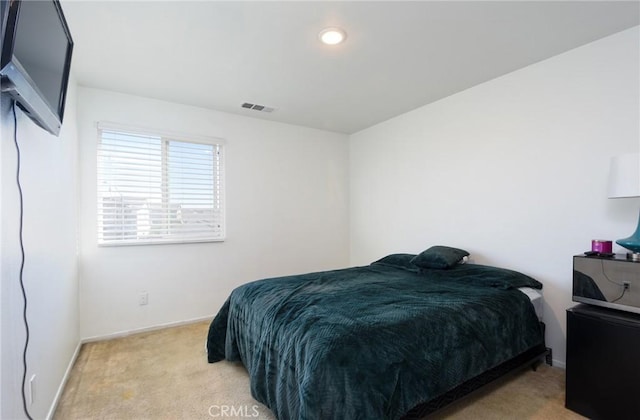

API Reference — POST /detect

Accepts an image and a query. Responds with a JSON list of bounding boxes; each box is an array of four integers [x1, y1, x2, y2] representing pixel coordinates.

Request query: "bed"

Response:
[[207, 247, 546, 419]]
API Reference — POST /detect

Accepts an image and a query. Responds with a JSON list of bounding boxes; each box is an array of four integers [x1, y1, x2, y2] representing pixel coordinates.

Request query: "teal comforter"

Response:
[[207, 261, 543, 420]]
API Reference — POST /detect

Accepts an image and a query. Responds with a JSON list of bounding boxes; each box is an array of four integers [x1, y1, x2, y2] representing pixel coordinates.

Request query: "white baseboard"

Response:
[[552, 359, 566, 369], [81, 315, 213, 343], [46, 340, 82, 420]]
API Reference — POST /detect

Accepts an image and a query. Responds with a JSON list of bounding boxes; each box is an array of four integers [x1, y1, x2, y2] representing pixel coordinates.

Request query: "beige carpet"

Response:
[[55, 321, 584, 420]]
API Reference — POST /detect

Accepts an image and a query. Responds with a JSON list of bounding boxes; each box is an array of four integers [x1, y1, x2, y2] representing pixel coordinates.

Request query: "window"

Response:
[[97, 123, 224, 245]]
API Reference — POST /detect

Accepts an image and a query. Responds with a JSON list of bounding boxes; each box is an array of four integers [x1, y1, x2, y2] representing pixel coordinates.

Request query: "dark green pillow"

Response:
[[371, 253, 418, 271], [411, 246, 469, 269]]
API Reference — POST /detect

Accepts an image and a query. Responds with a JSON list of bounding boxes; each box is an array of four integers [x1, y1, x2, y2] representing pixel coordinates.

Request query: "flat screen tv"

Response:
[[1, 0, 73, 136]]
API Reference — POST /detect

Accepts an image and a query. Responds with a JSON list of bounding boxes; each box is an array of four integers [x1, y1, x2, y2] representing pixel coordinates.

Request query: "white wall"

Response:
[[349, 27, 640, 367], [1, 81, 79, 419], [77, 88, 350, 339]]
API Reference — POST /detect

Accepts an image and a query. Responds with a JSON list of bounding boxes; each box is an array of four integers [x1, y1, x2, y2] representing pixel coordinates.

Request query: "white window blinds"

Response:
[[97, 123, 225, 245]]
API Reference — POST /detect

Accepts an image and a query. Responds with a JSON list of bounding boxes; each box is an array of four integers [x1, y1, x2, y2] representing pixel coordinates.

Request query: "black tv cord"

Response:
[[13, 101, 34, 420]]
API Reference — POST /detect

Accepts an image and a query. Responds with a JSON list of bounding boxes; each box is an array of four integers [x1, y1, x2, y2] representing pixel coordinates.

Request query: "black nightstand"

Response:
[[565, 304, 640, 419]]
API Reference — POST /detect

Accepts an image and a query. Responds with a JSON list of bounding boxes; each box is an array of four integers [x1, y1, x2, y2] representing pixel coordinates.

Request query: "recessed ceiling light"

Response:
[[319, 27, 347, 45]]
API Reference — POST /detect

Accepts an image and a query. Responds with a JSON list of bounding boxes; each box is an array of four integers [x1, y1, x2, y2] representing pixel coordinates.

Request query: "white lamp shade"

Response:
[[608, 153, 640, 198]]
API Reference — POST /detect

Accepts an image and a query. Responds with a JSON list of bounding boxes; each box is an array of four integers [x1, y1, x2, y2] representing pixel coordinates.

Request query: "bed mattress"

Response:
[[518, 287, 543, 320]]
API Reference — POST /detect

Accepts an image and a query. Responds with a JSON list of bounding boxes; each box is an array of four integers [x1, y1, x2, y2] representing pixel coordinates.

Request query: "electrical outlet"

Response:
[[29, 374, 36, 405], [139, 291, 148, 306], [623, 281, 630, 291]]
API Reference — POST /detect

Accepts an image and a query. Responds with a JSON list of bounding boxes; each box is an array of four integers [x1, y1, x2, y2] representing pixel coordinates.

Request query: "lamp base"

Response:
[[626, 252, 640, 262], [616, 208, 640, 255]]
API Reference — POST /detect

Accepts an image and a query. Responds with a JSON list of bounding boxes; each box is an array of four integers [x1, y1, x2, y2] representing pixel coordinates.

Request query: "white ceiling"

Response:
[[62, 1, 640, 134]]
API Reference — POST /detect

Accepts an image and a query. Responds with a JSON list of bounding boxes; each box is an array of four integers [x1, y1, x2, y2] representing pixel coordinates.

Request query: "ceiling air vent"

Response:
[[241, 102, 276, 113]]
